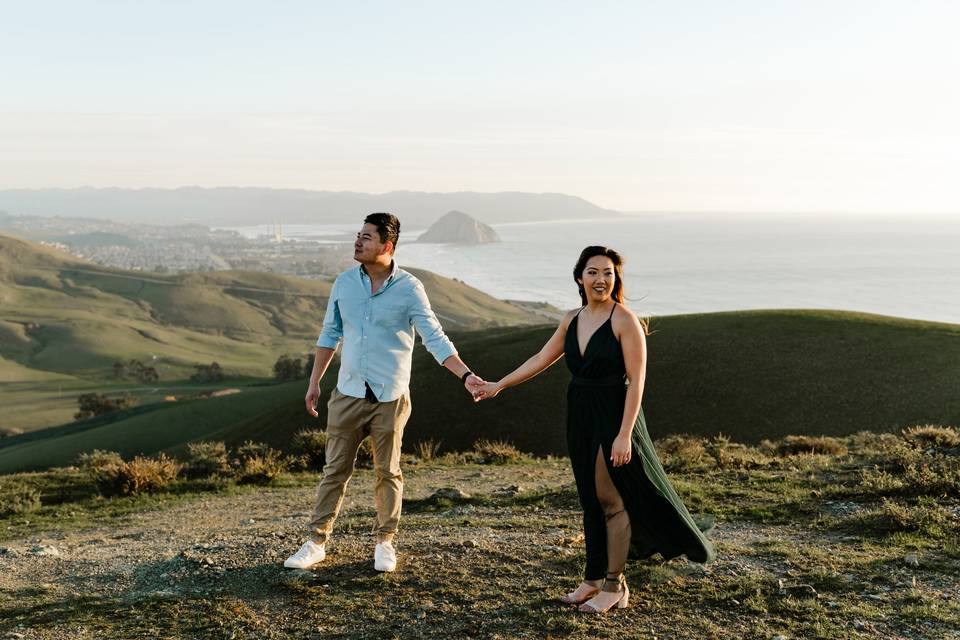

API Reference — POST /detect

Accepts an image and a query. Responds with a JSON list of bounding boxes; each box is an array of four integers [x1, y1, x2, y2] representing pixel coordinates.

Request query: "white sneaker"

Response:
[[374, 541, 397, 572], [283, 540, 326, 569]]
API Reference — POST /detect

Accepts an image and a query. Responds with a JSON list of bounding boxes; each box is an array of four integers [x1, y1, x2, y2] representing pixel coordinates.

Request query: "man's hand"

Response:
[[305, 384, 321, 417], [464, 373, 487, 402]]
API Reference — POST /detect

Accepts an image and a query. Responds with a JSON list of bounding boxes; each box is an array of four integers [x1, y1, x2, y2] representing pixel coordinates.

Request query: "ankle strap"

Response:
[[602, 573, 625, 592]]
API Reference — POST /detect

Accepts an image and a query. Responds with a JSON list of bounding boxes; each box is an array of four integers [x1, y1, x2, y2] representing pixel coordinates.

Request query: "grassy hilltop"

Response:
[[1, 308, 957, 473], [217, 309, 960, 454]]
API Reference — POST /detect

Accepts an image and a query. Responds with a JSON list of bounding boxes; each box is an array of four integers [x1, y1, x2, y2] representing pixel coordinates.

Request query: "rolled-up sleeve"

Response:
[[409, 281, 457, 365], [316, 278, 344, 349]]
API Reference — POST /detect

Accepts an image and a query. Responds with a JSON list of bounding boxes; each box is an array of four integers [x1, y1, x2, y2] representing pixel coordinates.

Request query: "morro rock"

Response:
[[415, 210, 500, 245]]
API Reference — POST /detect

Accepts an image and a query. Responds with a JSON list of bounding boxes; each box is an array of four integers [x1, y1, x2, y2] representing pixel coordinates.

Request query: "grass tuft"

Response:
[[775, 435, 848, 457], [902, 424, 960, 449], [471, 438, 526, 464]]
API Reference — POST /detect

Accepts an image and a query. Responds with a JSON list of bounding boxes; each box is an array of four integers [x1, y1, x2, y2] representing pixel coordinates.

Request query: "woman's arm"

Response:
[[610, 307, 647, 466], [479, 310, 577, 398]]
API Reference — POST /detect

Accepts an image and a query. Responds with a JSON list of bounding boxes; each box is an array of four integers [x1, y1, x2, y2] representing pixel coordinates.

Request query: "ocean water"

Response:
[[232, 214, 960, 324]]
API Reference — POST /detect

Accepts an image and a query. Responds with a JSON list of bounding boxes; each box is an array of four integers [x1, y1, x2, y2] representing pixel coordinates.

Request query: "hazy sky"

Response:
[[2, 1, 959, 213]]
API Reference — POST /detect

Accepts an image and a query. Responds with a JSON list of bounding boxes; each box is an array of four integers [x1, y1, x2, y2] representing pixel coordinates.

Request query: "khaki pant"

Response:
[[308, 388, 412, 544]]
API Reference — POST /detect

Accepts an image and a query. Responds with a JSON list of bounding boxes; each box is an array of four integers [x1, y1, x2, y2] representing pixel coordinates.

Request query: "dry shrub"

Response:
[[76, 449, 124, 472], [183, 441, 231, 479], [775, 435, 848, 457], [705, 434, 770, 470], [902, 425, 960, 449], [847, 431, 901, 455], [656, 435, 708, 471], [231, 441, 290, 485], [94, 454, 181, 497], [292, 429, 328, 470], [415, 439, 441, 462], [472, 439, 525, 464], [356, 436, 374, 468], [859, 442, 960, 498], [845, 498, 959, 538], [0, 485, 41, 517], [857, 468, 907, 495]]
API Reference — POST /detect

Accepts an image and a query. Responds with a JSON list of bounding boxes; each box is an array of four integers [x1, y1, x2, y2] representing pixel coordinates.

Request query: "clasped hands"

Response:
[[463, 374, 501, 402]]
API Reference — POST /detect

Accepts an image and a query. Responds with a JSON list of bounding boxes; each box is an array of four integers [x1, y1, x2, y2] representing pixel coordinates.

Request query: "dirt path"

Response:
[[1, 461, 957, 639]]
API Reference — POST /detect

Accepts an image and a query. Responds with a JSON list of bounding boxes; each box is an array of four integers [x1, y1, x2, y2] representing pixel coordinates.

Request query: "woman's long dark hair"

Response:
[[573, 245, 649, 334], [574, 246, 625, 306]]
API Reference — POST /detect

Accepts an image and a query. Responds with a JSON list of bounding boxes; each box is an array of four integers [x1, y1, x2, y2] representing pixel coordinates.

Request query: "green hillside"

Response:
[[2, 309, 957, 472], [0, 233, 545, 430]]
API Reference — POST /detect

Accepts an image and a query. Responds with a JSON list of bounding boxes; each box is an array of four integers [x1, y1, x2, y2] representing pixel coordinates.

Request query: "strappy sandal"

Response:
[[560, 580, 602, 605], [579, 573, 629, 613]]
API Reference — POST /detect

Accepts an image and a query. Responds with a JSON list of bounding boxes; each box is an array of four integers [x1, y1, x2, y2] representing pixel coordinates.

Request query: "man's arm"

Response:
[[409, 282, 484, 395], [306, 280, 344, 417], [305, 347, 337, 417]]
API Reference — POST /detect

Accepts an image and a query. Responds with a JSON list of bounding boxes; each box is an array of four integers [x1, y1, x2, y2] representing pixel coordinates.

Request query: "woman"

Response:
[[476, 246, 715, 614]]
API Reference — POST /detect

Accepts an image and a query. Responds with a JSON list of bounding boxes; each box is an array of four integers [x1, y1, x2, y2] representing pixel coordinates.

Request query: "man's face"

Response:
[[354, 223, 390, 264]]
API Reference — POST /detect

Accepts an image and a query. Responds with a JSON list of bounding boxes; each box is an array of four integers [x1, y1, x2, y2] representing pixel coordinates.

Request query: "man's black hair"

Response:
[[364, 212, 401, 252]]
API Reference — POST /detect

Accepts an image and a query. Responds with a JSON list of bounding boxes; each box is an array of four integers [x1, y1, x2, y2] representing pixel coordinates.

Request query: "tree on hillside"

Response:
[[74, 393, 139, 421], [273, 355, 303, 382], [112, 359, 159, 384], [191, 362, 224, 383], [302, 351, 315, 378], [273, 353, 316, 381]]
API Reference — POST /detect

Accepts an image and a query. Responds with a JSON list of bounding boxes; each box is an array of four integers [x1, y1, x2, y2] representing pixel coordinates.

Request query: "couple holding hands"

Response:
[[284, 213, 714, 615]]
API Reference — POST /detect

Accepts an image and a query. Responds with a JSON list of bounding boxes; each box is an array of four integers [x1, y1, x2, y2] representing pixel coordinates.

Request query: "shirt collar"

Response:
[[359, 259, 399, 283]]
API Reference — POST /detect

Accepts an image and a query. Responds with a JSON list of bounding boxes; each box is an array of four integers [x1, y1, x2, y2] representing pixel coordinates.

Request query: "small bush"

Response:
[[847, 431, 901, 455], [0, 485, 41, 517], [183, 441, 231, 479], [231, 441, 289, 485], [293, 429, 328, 470], [858, 444, 960, 498], [902, 425, 960, 449], [76, 449, 124, 472], [844, 498, 959, 539], [472, 439, 525, 465], [415, 439, 441, 462], [775, 435, 848, 457], [656, 435, 707, 471], [94, 454, 181, 496], [706, 434, 770, 470]]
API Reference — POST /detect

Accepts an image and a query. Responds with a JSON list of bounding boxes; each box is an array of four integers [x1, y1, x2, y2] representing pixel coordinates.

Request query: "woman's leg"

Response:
[[593, 447, 631, 587]]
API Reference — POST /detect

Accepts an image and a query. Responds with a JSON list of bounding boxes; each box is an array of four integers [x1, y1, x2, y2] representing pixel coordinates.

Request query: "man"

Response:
[[284, 212, 485, 572]]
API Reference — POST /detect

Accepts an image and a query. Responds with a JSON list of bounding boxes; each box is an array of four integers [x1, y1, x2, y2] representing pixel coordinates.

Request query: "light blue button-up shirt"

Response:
[[316, 261, 458, 402]]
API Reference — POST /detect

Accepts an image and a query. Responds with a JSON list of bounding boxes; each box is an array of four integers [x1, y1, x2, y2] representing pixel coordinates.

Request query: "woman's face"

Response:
[[579, 255, 616, 303]]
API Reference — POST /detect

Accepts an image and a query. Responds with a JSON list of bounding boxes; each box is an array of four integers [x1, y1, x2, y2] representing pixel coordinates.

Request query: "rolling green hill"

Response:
[[2, 309, 957, 472], [0, 232, 546, 431]]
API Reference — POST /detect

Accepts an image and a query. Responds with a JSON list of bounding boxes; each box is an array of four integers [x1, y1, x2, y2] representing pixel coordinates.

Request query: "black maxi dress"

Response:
[[565, 305, 716, 580]]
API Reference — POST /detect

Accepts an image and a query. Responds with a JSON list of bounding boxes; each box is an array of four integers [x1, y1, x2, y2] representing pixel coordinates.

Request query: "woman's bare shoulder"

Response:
[[559, 307, 582, 330], [612, 303, 644, 332]]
